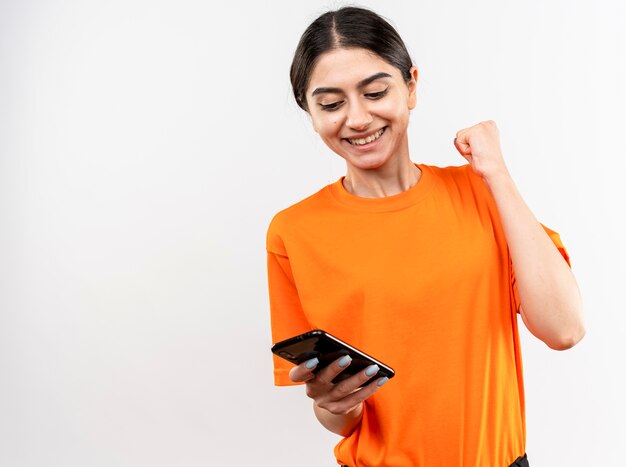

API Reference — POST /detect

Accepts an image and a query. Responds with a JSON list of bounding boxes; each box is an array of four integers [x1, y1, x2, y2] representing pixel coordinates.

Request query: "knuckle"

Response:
[[317, 400, 330, 411], [325, 402, 344, 415], [318, 398, 352, 416], [333, 380, 353, 397], [357, 382, 378, 399], [313, 374, 329, 386]]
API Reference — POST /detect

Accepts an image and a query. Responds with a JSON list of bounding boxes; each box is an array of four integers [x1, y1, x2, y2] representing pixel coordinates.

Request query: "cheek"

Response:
[[379, 101, 410, 127], [379, 98, 405, 117], [315, 117, 341, 137]]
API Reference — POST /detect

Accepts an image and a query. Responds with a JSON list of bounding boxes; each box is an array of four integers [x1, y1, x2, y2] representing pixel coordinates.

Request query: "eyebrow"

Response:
[[311, 72, 393, 97]]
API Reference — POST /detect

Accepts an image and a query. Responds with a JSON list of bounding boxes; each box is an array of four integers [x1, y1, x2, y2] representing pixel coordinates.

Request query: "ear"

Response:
[[407, 66, 419, 110]]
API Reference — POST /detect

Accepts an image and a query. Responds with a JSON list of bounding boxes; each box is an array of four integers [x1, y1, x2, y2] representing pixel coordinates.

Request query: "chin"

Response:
[[345, 154, 392, 170]]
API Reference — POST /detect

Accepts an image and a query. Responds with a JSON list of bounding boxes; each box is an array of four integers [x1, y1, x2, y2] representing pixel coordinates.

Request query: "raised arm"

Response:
[[454, 121, 585, 350]]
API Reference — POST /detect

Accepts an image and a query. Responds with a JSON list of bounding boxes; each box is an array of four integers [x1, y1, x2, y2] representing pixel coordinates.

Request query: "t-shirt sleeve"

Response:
[[511, 224, 572, 313], [266, 218, 312, 386]]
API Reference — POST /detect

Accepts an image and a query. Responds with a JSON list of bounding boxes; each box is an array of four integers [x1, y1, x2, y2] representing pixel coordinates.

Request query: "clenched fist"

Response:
[[453, 120, 510, 182]]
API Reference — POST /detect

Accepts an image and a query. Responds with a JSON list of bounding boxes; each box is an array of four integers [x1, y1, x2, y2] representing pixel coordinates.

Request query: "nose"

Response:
[[345, 99, 373, 131]]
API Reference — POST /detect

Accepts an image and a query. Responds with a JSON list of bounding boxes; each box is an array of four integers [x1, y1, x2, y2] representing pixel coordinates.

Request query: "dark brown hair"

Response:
[[290, 6, 414, 111]]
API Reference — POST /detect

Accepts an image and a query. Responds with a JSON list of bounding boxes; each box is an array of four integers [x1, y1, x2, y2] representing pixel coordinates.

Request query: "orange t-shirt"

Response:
[[266, 163, 570, 467]]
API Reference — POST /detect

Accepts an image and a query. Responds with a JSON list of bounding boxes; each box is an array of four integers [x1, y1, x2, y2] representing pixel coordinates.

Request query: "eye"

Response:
[[365, 88, 389, 99], [319, 101, 344, 111]]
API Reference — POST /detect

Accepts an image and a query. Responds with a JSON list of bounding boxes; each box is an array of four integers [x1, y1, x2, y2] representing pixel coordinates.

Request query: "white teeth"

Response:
[[349, 128, 384, 145]]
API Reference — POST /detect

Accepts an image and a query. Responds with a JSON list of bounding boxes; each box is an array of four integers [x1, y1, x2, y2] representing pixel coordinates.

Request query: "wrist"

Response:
[[481, 166, 514, 193], [313, 401, 364, 437]]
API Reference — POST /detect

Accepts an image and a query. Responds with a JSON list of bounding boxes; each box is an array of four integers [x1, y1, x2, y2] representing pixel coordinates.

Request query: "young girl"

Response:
[[266, 7, 584, 466]]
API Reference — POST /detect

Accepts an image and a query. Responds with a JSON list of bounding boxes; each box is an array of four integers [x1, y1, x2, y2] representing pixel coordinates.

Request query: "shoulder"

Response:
[[268, 184, 333, 229], [425, 163, 489, 194], [426, 163, 479, 181], [422, 163, 498, 218], [266, 183, 334, 255]]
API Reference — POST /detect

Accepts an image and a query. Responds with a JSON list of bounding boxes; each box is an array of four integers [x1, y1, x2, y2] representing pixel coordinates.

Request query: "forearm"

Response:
[[484, 170, 585, 350], [313, 401, 363, 437]]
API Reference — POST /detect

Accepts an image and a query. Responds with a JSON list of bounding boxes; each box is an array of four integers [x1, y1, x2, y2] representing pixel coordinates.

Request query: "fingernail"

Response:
[[377, 377, 389, 387], [305, 358, 319, 369], [365, 364, 379, 377], [338, 355, 352, 368]]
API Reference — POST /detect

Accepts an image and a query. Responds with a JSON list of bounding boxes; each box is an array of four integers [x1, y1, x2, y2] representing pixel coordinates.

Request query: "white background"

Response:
[[1, 1, 624, 466]]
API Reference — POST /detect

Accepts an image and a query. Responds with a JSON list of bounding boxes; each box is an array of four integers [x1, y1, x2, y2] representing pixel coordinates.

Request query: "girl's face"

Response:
[[305, 47, 418, 171]]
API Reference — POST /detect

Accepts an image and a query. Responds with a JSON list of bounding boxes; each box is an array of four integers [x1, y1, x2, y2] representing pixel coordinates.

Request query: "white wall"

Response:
[[1, 1, 624, 465]]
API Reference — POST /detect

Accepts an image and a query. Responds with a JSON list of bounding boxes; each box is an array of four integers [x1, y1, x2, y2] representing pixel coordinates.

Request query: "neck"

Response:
[[342, 157, 422, 198]]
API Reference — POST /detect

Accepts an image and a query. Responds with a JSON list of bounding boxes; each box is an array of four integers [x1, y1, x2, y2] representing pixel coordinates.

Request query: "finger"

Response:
[[454, 135, 472, 156], [288, 357, 319, 383], [455, 126, 472, 142], [313, 354, 353, 385], [329, 364, 382, 399], [322, 375, 390, 415], [303, 355, 353, 400]]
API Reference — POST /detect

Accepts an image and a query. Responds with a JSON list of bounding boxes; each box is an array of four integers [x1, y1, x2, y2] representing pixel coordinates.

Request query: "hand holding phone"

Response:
[[272, 330, 394, 419]]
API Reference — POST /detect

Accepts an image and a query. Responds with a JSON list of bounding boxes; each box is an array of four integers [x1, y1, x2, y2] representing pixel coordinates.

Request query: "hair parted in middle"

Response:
[[290, 6, 415, 112]]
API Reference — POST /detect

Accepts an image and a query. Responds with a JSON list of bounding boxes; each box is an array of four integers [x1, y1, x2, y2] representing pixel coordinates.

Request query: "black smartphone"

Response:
[[271, 330, 395, 386]]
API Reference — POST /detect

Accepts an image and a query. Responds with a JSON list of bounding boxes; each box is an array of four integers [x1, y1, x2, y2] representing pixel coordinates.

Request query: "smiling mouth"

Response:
[[347, 127, 386, 146]]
